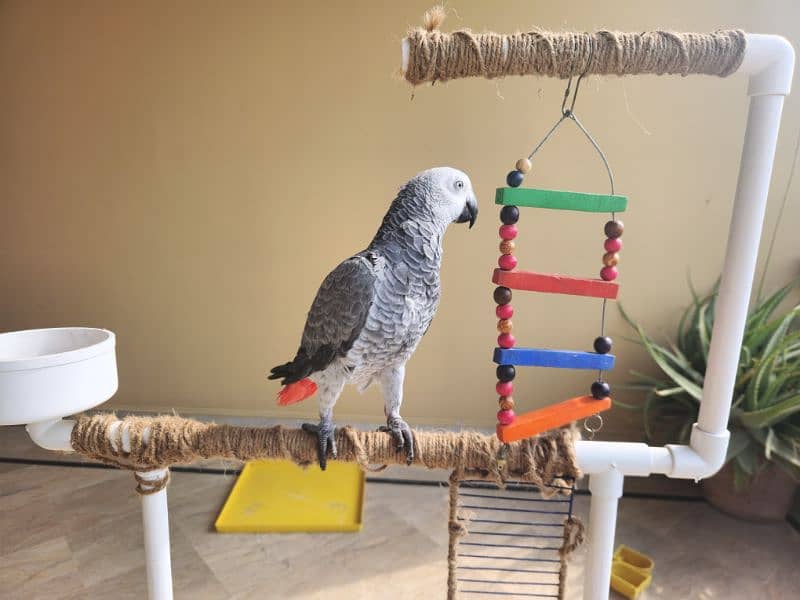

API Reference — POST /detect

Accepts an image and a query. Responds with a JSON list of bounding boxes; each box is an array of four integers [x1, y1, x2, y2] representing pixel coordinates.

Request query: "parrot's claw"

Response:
[[302, 420, 337, 470], [379, 416, 415, 465]]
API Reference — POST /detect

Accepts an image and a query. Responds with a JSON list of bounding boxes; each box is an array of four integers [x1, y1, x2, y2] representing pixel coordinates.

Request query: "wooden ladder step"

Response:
[[496, 188, 627, 213], [493, 269, 619, 299], [497, 396, 612, 443], [493, 347, 615, 370]]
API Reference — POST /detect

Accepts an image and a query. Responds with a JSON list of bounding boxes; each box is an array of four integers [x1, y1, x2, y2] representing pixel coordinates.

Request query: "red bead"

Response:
[[604, 238, 623, 252], [496, 304, 514, 319], [499, 224, 518, 240], [600, 266, 618, 281], [498, 254, 517, 270], [496, 381, 513, 396], [497, 409, 516, 425], [498, 333, 516, 348]]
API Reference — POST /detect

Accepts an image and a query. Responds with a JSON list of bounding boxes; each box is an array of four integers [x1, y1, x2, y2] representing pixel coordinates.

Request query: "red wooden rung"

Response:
[[497, 395, 612, 443], [493, 269, 619, 300]]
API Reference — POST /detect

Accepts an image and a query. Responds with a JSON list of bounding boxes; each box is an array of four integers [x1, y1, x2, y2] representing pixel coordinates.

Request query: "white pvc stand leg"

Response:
[[138, 469, 174, 600], [582, 469, 624, 600]]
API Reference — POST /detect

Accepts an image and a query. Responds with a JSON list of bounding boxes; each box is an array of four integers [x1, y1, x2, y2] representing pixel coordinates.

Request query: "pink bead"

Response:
[[497, 409, 516, 425], [496, 304, 514, 319], [498, 333, 516, 348], [600, 266, 619, 281], [499, 224, 518, 240], [498, 254, 518, 270], [496, 381, 514, 396], [604, 238, 623, 252]]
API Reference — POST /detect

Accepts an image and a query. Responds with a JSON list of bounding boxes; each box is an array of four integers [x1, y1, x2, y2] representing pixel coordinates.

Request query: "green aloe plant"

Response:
[[621, 280, 800, 489]]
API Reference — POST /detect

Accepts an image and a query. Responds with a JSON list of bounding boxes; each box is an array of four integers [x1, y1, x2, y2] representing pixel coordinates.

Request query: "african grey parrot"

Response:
[[268, 167, 478, 469]]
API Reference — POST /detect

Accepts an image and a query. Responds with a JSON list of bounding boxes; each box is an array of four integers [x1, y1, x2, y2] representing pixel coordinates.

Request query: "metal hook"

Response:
[[561, 34, 595, 117]]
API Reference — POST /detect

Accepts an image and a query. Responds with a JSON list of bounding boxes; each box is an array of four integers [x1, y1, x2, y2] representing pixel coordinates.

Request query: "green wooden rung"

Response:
[[495, 188, 627, 213]]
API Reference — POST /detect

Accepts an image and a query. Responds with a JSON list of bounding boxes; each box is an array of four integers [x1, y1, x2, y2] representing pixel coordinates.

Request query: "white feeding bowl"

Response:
[[0, 328, 118, 426]]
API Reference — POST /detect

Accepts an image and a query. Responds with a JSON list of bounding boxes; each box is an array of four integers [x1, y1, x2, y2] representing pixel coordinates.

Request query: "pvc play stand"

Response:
[[0, 19, 793, 600]]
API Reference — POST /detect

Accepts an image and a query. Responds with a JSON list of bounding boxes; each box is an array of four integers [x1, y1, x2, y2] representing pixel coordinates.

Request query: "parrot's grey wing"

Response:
[[268, 253, 378, 384]]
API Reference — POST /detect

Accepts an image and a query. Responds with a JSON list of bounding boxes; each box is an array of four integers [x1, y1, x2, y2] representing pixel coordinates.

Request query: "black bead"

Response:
[[493, 286, 512, 305], [496, 364, 516, 382], [500, 205, 519, 225], [506, 170, 524, 188], [591, 380, 611, 399], [593, 336, 613, 354]]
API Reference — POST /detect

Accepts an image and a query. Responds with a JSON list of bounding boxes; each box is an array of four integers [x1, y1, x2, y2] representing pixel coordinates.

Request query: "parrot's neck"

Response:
[[368, 185, 450, 263]]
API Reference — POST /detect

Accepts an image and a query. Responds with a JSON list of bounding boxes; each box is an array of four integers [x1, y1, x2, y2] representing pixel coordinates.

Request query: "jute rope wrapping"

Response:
[[71, 414, 581, 483], [73, 414, 585, 596], [404, 8, 746, 85]]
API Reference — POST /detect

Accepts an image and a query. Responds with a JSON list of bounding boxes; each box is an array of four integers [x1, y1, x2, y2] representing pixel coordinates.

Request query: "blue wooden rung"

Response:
[[493, 347, 615, 370]]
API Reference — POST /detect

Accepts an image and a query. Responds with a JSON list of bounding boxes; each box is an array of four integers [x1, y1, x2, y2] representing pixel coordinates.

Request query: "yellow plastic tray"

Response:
[[215, 460, 365, 533]]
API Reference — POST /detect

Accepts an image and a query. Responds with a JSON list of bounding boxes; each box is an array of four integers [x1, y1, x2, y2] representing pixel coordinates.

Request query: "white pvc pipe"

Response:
[[138, 469, 174, 600], [582, 469, 624, 600], [26, 418, 76, 452], [697, 93, 786, 436]]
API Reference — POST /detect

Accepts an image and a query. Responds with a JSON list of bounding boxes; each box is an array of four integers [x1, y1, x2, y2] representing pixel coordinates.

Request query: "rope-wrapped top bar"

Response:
[[71, 414, 581, 485], [403, 7, 746, 85]]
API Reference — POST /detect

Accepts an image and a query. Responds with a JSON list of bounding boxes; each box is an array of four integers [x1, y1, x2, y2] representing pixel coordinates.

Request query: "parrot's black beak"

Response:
[[456, 199, 478, 229]]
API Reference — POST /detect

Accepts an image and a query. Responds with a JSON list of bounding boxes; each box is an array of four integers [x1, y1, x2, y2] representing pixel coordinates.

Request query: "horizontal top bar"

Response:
[[402, 17, 747, 85], [496, 188, 627, 213]]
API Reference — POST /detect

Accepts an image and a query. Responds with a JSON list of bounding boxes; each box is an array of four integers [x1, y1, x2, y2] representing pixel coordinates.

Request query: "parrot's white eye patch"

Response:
[[454, 180, 465, 191]]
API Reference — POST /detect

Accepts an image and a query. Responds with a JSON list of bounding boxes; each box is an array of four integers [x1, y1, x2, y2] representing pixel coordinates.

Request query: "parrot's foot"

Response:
[[302, 419, 337, 470], [379, 416, 415, 465]]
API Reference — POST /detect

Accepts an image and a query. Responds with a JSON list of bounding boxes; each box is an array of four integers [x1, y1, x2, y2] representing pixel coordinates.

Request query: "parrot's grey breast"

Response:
[[345, 219, 444, 386]]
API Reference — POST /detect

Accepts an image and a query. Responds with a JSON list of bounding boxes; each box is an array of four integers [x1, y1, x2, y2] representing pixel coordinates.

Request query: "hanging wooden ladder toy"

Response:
[[492, 71, 622, 443]]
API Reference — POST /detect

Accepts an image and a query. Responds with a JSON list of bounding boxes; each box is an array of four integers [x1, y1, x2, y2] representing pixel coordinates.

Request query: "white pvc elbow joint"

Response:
[[666, 424, 731, 480], [740, 34, 795, 96]]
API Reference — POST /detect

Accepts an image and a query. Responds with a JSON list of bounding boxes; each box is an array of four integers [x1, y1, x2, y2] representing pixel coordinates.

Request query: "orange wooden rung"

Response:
[[493, 269, 619, 300], [496, 395, 612, 443]]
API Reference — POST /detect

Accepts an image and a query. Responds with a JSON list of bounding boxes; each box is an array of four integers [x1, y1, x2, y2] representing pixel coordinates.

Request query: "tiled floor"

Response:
[[0, 426, 798, 599]]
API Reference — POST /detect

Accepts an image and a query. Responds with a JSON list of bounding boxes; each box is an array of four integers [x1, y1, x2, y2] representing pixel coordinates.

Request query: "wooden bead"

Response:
[[506, 170, 524, 187], [604, 220, 624, 239], [593, 336, 612, 354], [494, 286, 512, 305], [497, 318, 513, 334], [496, 304, 514, 319], [604, 238, 623, 252], [499, 224, 518, 240], [499, 396, 515, 411], [496, 364, 516, 382], [496, 381, 513, 396], [497, 333, 516, 348], [498, 254, 518, 270], [600, 266, 618, 281], [499, 240, 515, 254], [591, 380, 611, 399], [500, 205, 519, 225], [602, 252, 619, 267], [497, 409, 516, 425], [516, 158, 532, 174]]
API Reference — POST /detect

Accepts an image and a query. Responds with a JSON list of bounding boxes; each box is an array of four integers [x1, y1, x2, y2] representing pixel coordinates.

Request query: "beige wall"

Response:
[[2, 1, 799, 435]]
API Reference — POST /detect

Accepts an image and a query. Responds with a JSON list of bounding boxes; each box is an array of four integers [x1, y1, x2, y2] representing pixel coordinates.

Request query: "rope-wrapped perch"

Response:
[[73, 413, 585, 597], [71, 414, 581, 485], [403, 7, 746, 85]]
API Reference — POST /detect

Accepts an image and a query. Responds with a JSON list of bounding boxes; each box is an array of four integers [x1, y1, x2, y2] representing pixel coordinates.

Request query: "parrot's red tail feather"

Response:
[[277, 379, 318, 406]]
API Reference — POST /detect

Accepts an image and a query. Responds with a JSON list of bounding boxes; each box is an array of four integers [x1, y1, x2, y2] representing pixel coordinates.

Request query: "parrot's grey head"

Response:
[[415, 166, 479, 229], [371, 167, 478, 246]]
